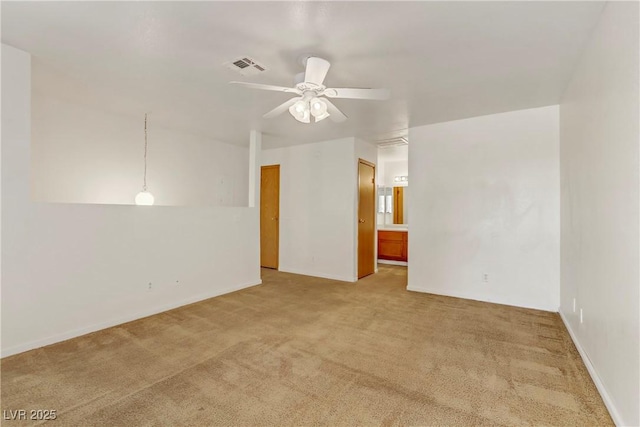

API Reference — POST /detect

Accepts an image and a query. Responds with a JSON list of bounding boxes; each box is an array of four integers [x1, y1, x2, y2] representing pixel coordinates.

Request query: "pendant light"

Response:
[[135, 113, 154, 206]]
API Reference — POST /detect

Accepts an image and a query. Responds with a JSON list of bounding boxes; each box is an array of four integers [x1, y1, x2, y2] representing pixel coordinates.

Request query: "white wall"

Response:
[[381, 161, 408, 188], [355, 138, 378, 172], [261, 137, 356, 282], [408, 106, 560, 312], [1, 45, 261, 357], [377, 145, 409, 188], [32, 89, 248, 207], [261, 137, 376, 282], [559, 2, 639, 425]]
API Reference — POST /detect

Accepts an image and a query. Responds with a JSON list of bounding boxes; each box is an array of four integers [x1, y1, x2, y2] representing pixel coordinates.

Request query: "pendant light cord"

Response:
[[143, 113, 148, 191]]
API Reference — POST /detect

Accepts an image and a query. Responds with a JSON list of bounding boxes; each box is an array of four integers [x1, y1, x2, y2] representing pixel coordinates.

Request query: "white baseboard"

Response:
[[406, 285, 557, 312], [1, 279, 262, 358], [378, 259, 408, 266], [559, 311, 622, 426], [278, 267, 355, 283]]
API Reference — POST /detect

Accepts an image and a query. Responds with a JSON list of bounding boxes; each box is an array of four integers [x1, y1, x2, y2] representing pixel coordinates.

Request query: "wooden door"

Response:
[[260, 165, 280, 269], [358, 160, 376, 278]]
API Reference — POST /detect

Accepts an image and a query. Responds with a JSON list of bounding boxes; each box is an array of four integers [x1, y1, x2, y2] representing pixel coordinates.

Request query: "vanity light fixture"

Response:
[[135, 113, 155, 206]]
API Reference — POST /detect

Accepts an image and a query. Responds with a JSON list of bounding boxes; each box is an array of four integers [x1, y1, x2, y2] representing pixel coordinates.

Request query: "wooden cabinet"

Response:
[[378, 230, 408, 262]]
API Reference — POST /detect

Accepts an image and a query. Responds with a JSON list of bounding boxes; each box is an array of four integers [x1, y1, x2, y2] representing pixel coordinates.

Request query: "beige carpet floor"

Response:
[[2, 265, 611, 426]]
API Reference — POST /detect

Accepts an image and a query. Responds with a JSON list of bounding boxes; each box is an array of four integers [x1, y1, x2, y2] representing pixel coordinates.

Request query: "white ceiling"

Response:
[[2, 1, 604, 148]]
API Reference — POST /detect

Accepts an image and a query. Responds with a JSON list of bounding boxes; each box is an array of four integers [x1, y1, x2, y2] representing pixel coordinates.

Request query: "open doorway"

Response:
[[377, 142, 408, 267]]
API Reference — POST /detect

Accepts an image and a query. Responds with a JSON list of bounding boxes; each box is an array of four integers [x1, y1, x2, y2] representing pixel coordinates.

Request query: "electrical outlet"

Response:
[[482, 273, 489, 283], [148, 282, 153, 291], [573, 298, 576, 313], [580, 309, 583, 324], [175, 280, 180, 285]]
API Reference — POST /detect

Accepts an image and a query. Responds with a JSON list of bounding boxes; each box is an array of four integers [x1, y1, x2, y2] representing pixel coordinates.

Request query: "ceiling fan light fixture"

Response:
[[289, 100, 311, 123], [311, 99, 323, 111], [310, 97, 328, 115], [300, 109, 311, 123], [309, 97, 330, 122], [314, 111, 330, 122], [294, 100, 307, 114]]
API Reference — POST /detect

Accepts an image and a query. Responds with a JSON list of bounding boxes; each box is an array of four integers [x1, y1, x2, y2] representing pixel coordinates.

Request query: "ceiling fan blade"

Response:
[[323, 87, 390, 100], [263, 97, 301, 119], [230, 81, 300, 94], [322, 98, 347, 123], [304, 57, 331, 86]]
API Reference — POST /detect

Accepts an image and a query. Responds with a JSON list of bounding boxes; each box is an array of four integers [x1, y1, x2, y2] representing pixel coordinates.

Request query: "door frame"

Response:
[[357, 158, 376, 279]]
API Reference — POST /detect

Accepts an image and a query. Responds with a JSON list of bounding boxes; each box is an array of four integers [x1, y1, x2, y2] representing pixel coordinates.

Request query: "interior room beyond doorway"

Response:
[[377, 142, 409, 267]]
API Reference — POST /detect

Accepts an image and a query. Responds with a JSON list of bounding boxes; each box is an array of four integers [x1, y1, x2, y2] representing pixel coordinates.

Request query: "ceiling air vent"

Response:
[[377, 137, 408, 148], [224, 56, 268, 76]]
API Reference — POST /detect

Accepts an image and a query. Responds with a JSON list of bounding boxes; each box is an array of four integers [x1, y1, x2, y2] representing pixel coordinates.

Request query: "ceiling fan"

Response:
[[230, 56, 389, 124]]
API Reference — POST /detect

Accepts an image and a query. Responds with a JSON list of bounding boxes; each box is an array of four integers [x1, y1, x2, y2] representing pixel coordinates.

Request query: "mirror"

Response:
[[377, 185, 408, 226]]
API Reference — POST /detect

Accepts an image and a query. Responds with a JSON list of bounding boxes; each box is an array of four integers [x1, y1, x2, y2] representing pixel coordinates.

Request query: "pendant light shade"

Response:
[[135, 113, 154, 206], [135, 190, 154, 206]]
